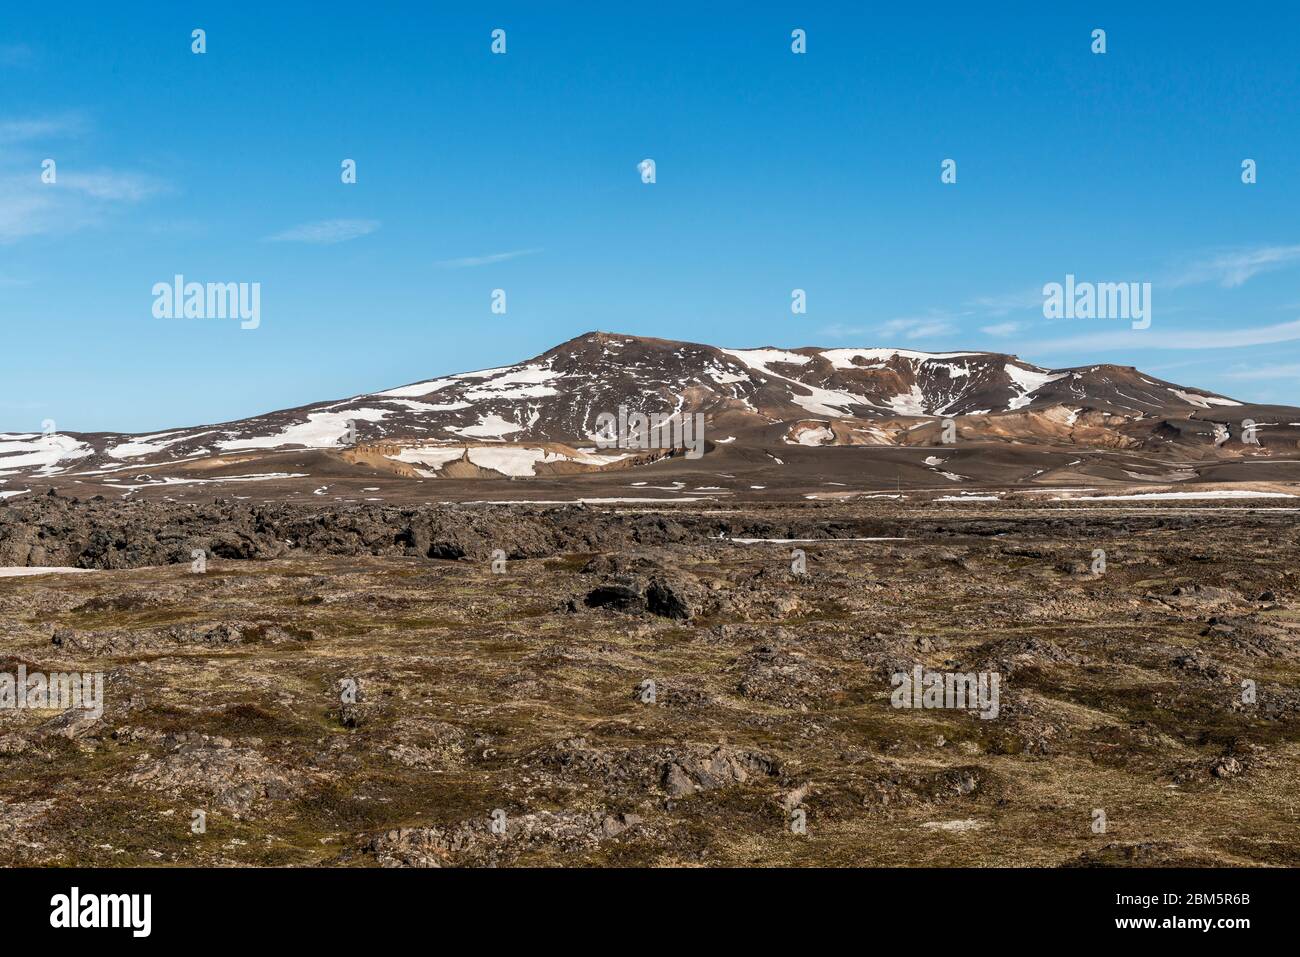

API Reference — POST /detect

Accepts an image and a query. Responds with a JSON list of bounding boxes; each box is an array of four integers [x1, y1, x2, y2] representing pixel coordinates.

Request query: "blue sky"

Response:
[[2, 2, 1299, 433]]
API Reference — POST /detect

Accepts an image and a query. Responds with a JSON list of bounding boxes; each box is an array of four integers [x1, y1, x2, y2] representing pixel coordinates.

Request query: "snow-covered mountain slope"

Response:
[[0, 331, 1285, 483]]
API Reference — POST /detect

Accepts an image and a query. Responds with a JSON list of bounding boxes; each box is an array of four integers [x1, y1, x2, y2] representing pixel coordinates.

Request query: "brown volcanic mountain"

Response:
[[2, 331, 1298, 499]]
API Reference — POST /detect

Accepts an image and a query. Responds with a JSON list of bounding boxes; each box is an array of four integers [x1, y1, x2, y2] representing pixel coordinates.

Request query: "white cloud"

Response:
[[966, 288, 1042, 316], [0, 186, 57, 242], [1168, 245, 1300, 289], [1220, 362, 1300, 381], [1026, 318, 1300, 353], [61, 171, 162, 202], [821, 315, 961, 342], [880, 316, 957, 340], [0, 169, 165, 243], [434, 248, 541, 268], [263, 219, 380, 244], [980, 321, 1022, 337], [0, 114, 85, 144], [0, 114, 161, 243]]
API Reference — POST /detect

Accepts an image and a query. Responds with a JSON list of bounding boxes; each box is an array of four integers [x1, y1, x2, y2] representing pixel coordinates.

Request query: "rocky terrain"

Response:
[[2, 494, 1299, 867]]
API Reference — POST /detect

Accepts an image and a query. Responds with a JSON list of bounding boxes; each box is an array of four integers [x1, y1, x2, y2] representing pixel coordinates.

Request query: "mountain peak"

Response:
[[0, 331, 1257, 490]]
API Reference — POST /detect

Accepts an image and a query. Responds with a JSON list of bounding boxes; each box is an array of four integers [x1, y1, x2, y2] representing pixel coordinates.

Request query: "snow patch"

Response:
[[1004, 362, 1066, 410], [374, 377, 455, 398], [1168, 388, 1242, 409], [0, 434, 94, 476], [885, 383, 928, 416], [793, 426, 835, 446], [721, 348, 873, 417], [819, 348, 983, 368], [0, 566, 95, 578], [1055, 489, 1295, 502], [448, 414, 524, 440], [216, 409, 391, 451]]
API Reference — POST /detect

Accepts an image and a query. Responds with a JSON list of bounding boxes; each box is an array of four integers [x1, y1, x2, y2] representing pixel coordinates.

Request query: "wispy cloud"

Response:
[[0, 169, 165, 243], [1220, 362, 1300, 381], [433, 248, 542, 269], [1025, 318, 1300, 353], [61, 171, 164, 202], [820, 313, 960, 342], [965, 288, 1043, 317], [263, 219, 380, 244], [1137, 357, 1217, 377], [980, 321, 1023, 337], [1167, 244, 1300, 289], [880, 316, 958, 340], [0, 185, 53, 242], [0, 114, 86, 144], [0, 112, 164, 243]]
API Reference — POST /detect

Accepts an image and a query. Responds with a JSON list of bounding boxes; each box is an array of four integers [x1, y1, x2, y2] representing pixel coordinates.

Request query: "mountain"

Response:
[[2, 331, 1298, 499]]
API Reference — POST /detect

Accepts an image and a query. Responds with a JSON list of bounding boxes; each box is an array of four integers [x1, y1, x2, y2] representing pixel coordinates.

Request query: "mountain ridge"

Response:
[[1, 331, 1295, 497]]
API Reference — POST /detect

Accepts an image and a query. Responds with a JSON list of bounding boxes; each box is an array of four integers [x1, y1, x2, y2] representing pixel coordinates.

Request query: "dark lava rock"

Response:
[[645, 577, 697, 620], [584, 582, 645, 612]]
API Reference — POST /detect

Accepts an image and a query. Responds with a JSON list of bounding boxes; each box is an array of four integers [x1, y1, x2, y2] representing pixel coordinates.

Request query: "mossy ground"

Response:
[[1, 503, 1298, 867]]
